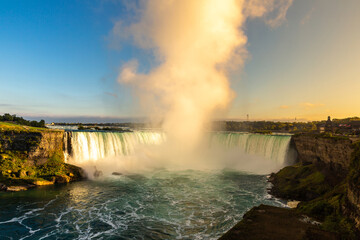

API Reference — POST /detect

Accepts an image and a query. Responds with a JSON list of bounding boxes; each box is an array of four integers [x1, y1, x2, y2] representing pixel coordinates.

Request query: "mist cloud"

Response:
[[115, 0, 293, 159]]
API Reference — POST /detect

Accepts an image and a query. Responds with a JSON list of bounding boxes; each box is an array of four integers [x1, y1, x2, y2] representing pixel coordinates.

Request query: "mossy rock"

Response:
[[270, 163, 332, 201], [36, 153, 65, 176], [297, 183, 357, 238], [55, 175, 70, 184], [0, 151, 85, 190]]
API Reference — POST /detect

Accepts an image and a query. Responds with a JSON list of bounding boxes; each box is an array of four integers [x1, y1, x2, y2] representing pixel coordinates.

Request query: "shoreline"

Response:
[[0, 162, 86, 192], [219, 133, 360, 239], [1, 123, 360, 238], [219, 204, 338, 240]]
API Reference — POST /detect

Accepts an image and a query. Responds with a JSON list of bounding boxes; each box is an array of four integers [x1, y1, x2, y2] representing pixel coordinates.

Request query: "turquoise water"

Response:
[[0, 170, 284, 239]]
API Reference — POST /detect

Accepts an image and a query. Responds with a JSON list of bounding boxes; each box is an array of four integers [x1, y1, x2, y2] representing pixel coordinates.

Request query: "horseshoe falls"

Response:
[[0, 131, 294, 240], [66, 131, 294, 175]]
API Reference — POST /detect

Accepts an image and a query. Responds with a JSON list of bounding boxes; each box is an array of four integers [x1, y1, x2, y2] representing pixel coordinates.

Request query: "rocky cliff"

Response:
[[0, 130, 64, 165], [346, 142, 360, 230], [219, 205, 338, 240], [0, 127, 85, 191], [347, 183, 360, 229], [292, 134, 354, 176], [270, 134, 360, 237]]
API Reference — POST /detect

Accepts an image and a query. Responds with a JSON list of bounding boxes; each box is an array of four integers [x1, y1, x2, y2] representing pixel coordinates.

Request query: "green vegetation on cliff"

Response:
[[213, 120, 317, 133], [348, 142, 360, 192], [294, 132, 350, 140], [269, 140, 360, 238], [270, 163, 332, 201], [297, 182, 355, 238], [0, 123, 84, 191], [0, 150, 83, 190]]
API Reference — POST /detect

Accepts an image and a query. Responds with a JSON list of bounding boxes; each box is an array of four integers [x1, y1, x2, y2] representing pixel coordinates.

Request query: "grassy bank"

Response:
[[0, 121, 57, 132]]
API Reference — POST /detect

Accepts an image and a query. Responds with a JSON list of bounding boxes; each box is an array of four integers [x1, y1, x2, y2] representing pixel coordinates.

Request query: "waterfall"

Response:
[[208, 132, 293, 166], [65, 131, 294, 171], [68, 131, 166, 164]]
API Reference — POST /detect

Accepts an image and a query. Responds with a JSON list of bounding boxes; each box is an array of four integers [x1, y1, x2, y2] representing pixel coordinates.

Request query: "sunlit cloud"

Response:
[[300, 102, 325, 110], [279, 105, 290, 109]]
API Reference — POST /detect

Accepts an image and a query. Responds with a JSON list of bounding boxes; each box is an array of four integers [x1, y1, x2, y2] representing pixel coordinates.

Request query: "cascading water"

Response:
[[0, 131, 294, 239], [69, 131, 165, 163], [208, 132, 293, 166], [66, 131, 294, 174]]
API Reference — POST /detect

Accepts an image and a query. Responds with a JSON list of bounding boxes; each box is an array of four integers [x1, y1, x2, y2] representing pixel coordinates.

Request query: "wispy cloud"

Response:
[[104, 92, 118, 98], [300, 7, 315, 25], [245, 0, 293, 28], [266, 0, 293, 28]]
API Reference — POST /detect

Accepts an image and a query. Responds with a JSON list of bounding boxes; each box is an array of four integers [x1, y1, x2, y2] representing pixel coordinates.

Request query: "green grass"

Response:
[[0, 121, 60, 132]]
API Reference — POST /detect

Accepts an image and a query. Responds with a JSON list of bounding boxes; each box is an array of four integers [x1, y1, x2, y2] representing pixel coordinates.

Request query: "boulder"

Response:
[[112, 172, 122, 176], [55, 175, 71, 184], [0, 183, 7, 191], [6, 186, 28, 192], [33, 180, 54, 186]]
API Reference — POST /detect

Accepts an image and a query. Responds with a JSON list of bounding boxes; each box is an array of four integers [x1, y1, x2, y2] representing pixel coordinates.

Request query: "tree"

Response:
[[39, 120, 45, 127], [3, 113, 13, 121]]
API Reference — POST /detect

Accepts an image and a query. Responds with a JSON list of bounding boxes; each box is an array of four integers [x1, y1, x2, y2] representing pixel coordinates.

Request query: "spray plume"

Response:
[[116, 0, 292, 168]]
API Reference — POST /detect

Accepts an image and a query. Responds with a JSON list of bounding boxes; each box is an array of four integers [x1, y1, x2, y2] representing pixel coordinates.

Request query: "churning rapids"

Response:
[[0, 131, 294, 240]]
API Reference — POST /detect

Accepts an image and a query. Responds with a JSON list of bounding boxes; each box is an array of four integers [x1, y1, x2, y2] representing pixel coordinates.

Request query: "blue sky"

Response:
[[1, 0, 359, 122]]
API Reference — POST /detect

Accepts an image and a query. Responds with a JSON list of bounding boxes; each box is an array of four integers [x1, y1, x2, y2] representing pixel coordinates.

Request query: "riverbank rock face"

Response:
[[0, 128, 86, 191], [346, 142, 360, 230], [347, 184, 360, 229], [269, 163, 333, 201], [292, 134, 353, 176], [0, 130, 64, 166], [28, 131, 64, 165], [219, 205, 339, 240], [269, 135, 360, 236]]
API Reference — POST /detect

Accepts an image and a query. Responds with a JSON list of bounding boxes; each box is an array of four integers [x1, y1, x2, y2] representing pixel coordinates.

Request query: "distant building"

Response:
[[325, 116, 333, 133], [317, 123, 325, 133], [350, 121, 360, 130]]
